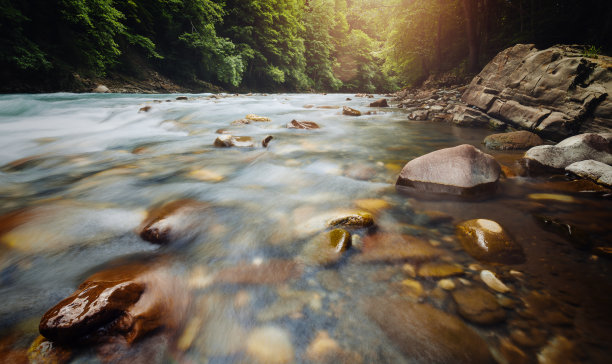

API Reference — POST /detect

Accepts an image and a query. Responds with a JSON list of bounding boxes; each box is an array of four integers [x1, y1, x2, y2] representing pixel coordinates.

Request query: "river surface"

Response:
[[0, 93, 611, 363]]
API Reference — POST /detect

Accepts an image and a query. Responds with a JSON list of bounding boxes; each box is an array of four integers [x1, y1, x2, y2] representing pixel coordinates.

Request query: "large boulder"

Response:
[[396, 144, 501, 196], [523, 133, 612, 173], [462, 44, 612, 141]]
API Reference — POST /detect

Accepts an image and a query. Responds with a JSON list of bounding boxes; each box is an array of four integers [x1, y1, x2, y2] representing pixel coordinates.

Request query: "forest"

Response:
[[1, 0, 611, 93]]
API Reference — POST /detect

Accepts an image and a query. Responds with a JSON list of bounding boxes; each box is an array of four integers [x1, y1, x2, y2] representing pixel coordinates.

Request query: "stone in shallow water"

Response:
[[39, 262, 189, 345], [214, 259, 301, 285], [246, 326, 294, 364], [286, 120, 320, 129], [342, 106, 361, 116], [417, 262, 464, 278], [362, 298, 494, 364], [139, 199, 210, 244], [565, 159, 612, 187], [327, 211, 374, 228], [483, 130, 544, 150], [214, 135, 255, 148], [451, 286, 506, 325], [356, 233, 442, 263], [396, 144, 501, 197], [480, 270, 511, 293], [300, 228, 352, 266], [455, 219, 525, 264], [369, 98, 388, 107]]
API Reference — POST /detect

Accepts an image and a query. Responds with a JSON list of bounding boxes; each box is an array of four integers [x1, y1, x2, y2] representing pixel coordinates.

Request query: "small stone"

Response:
[[438, 279, 456, 290], [305, 331, 341, 362], [262, 135, 273, 147], [369, 98, 388, 107], [214, 135, 255, 148], [327, 211, 374, 228], [246, 326, 294, 364], [417, 262, 464, 278], [452, 286, 506, 325], [528, 193, 575, 203], [353, 199, 390, 213], [402, 263, 416, 277], [480, 270, 511, 293], [342, 106, 361, 116], [456, 219, 525, 264], [187, 169, 224, 182], [176, 96, 188, 100], [139, 105, 152, 113], [537, 336, 578, 364], [93, 85, 110, 93], [287, 120, 320, 129], [499, 338, 529, 364], [27, 336, 72, 363], [317, 105, 340, 109], [245, 114, 271, 122], [400, 279, 424, 298], [300, 229, 352, 266], [357, 233, 442, 263]]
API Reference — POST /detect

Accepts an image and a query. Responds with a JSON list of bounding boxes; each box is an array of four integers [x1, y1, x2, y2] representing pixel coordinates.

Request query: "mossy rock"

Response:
[[327, 211, 374, 228]]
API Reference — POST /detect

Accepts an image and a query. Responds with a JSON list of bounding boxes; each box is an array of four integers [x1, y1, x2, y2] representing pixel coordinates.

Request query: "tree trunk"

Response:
[[462, 0, 480, 73]]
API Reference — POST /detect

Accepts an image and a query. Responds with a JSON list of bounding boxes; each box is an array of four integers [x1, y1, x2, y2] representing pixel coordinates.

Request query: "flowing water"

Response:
[[0, 93, 611, 363]]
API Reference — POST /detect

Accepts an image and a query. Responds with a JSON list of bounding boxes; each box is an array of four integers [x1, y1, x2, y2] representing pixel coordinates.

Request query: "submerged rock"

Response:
[[456, 219, 525, 264], [39, 262, 189, 345], [417, 262, 464, 278], [451, 286, 506, 325], [480, 270, 511, 293], [362, 298, 494, 363], [246, 326, 294, 364], [342, 106, 361, 116], [214, 135, 255, 148], [300, 228, 352, 266], [139, 199, 210, 244], [369, 98, 388, 107], [262, 135, 274, 147], [523, 133, 612, 173], [214, 259, 301, 285], [286, 120, 320, 129], [245, 114, 271, 122], [356, 233, 442, 263], [483, 131, 544, 150], [396, 144, 501, 196]]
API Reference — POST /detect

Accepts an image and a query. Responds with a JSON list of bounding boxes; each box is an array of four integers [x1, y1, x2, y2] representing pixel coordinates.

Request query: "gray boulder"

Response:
[[92, 85, 110, 93], [462, 44, 612, 141], [396, 144, 501, 196], [566, 160, 612, 187], [523, 133, 612, 172]]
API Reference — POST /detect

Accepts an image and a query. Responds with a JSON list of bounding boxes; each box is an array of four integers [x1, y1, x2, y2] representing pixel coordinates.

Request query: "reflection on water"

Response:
[[0, 93, 611, 363]]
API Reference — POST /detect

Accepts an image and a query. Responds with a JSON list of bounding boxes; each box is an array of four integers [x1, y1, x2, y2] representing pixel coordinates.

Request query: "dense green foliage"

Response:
[[0, 0, 610, 92]]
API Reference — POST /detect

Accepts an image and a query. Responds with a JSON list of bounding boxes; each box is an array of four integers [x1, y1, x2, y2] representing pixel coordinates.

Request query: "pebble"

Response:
[[417, 262, 464, 278], [528, 193, 575, 203], [480, 270, 511, 293], [246, 326, 294, 364], [438, 279, 456, 290]]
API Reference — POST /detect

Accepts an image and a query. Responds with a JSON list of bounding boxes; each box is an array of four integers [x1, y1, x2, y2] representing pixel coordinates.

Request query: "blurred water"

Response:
[[0, 93, 611, 363]]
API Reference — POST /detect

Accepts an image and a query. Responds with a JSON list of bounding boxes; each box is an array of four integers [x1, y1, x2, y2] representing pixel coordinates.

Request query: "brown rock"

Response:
[[455, 219, 525, 264], [484, 131, 545, 150], [396, 144, 501, 196], [362, 298, 494, 364], [327, 211, 374, 228], [214, 135, 255, 148], [139, 199, 210, 244], [138, 106, 152, 113], [287, 120, 320, 129], [262, 135, 273, 147], [342, 106, 361, 116], [369, 99, 388, 107], [356, 233, 442, 263], [39, 262, 189, 345], [417, 262, 464, 278], [175, 96, 188, 101], [451, 286, 506, 325], [300, 229, 352, 266], [214, 259, 301, 285]]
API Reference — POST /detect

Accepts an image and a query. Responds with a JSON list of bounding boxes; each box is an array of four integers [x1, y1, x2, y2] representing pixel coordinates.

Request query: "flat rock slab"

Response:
[[396, 144, 501, 196]]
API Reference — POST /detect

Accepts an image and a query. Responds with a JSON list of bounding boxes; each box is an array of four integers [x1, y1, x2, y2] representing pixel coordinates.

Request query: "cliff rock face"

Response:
[[462, 44, 612, 141]]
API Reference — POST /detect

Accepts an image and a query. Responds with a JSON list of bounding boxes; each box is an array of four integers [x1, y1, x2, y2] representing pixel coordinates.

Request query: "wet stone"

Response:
[[455, 219, 525, 264], [246, 326, 294, 364], [356, 233, 442, 263], [300, 228, 352, 266], [214, 259, 301, 285], [369, 98, 388, 107], [483, 130, 544, 150], [327, 211, 374, 229], [139, 199, 210, 244], [362, 298, 495, 364], [480, 270, 511, 293], [214, 135, 255, 148], [451, 286, 506, 325], [417, 262, 464, 278], [287, 120, 320, 129], [342, 106, 361, 116]]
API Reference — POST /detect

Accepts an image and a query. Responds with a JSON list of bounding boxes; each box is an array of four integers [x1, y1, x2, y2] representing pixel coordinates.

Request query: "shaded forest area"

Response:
[[1, 0, 610, 93]]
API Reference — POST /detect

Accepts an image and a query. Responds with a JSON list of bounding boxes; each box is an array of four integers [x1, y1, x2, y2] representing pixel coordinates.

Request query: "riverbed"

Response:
[[0, 93, 611, 363]]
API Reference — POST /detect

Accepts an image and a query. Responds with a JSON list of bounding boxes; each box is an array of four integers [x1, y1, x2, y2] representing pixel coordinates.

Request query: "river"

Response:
[[0, 93, 611, 363]]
